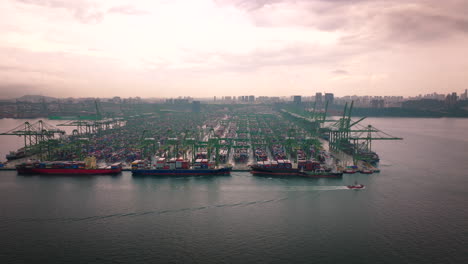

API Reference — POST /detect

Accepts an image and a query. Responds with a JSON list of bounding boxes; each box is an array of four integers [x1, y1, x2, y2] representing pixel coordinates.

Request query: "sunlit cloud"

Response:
[[0, 0, 467, 98]]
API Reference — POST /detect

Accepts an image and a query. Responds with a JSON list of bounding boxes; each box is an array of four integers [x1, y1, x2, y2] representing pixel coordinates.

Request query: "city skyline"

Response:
[[1, 0, 468, 98], [4, 89, 467, 101]]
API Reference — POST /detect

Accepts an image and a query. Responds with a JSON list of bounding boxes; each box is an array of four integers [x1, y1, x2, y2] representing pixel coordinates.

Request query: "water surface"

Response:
[[0, 118, 467, 263]]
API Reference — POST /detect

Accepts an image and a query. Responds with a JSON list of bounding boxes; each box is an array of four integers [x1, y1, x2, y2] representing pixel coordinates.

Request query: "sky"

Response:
[[0, 0, 467, 98]]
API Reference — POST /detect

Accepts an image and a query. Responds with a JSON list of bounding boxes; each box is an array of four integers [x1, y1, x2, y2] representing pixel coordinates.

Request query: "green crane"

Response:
[[326, 101, 403, 162], [0, 120, 65, 157]]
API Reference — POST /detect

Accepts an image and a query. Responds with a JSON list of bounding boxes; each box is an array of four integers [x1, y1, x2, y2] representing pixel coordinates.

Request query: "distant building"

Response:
[[192, 101, 201, 112], [293, 95, 302, 105], [167, 98, 190, 104], [315, 93, 322, 104], [112, 96, 121, 104], [370, 99, 385, 108], [174, 99, 189, 104], [461, 89, 468, 100], [248, 95, 255, 102], [324, 93, 334, 104], [402, 99, 444, 110], [445, 92, 457, 108]]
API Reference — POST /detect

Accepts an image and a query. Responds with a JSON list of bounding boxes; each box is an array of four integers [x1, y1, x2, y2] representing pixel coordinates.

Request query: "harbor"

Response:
[[0, 117, 466, 264], [1, 101, 401, 176], [2, 0, 468, 262]]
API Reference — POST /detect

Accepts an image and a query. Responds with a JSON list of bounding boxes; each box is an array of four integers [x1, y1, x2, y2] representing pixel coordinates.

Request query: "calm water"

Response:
[[0, 118, 467, 263]]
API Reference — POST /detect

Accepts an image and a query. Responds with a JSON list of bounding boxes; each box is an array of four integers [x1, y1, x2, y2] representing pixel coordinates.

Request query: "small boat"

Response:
[[359, 169, 373, 174], [347, 181, 365, 189]]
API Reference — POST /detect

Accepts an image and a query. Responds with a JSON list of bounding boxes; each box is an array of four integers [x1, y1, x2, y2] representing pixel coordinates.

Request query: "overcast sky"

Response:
[[1, 0, 467, 98]]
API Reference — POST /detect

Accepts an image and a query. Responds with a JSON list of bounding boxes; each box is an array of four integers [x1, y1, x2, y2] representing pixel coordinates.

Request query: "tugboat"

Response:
[[347, 181, 365, 189]]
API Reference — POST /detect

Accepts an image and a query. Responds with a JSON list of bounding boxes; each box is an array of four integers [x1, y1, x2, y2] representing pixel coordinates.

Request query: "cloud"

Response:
[[1, 0, 467, 97], [215, 0, 287, 11], [0, 64, 62, 76], [107, 5, 150, 16], [15, 0, 104, 23], [173, 42, 362, 74], [0, 83, 43, 98], [331, 69, 348, 75], [219, 0, 468, 44], [382, 7, 468, 43]]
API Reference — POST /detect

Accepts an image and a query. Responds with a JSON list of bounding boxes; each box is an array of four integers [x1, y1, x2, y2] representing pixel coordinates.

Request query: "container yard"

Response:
[[0, 101, 402, 175]]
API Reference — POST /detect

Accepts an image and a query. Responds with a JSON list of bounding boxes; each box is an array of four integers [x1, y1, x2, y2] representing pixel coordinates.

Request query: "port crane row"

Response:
[[1, 101, 402, 165]]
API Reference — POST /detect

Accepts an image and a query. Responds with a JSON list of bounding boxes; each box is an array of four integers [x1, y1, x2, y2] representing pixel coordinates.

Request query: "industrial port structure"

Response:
[[1, 100, 402, 171]]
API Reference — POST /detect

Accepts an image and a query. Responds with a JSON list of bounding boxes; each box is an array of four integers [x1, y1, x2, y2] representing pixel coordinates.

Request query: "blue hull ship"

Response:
[[132, 167, 232, 176]]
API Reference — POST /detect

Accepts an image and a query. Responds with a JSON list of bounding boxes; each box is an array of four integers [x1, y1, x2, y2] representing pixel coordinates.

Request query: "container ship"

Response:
[[16, 157, 122, 175], [250, 160, 298, 176], [6, 148, 26, 161], [250, 159, 342, 178], [131, 157, 232, 176], [233, 148, 249, 163], [339, 141, 380, 164], [218, 147, 229, 163], [254, 147, 268, 161]]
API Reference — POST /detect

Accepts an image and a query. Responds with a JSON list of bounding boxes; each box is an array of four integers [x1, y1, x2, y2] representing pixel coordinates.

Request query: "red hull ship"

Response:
[[16, 159, 122, 175]]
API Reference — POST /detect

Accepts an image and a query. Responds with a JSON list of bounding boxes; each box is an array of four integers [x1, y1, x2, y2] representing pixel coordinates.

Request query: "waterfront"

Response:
[[0, 118, 467, 263]]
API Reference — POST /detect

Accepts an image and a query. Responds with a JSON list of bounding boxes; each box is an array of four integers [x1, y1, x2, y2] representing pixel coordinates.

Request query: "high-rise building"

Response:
[[445, 92, 457, 107], [324, 93, 334, 104], [248, 95, 255, 102], [370, 99, 384, 108], [315, 92, 322, 103], [293, 95, 302, 104], [192, 101, 201, 112]]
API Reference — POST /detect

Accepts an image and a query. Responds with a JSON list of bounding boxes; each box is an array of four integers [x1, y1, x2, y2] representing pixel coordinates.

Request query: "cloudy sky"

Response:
[[1, 0, 467, 98]]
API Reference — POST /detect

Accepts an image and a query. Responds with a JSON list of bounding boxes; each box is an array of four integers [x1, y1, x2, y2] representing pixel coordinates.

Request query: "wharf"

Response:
[[2, 167, 250, 173], [122, 169, 250, 172]]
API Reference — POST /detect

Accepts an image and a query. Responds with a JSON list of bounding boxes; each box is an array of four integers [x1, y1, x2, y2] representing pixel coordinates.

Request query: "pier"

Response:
[[1, 102, 402, 173]]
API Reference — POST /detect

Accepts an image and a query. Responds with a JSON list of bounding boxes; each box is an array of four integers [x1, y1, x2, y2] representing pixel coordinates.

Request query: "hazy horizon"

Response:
[[1, 92, 457, 101], [1, 0, 467, 98]]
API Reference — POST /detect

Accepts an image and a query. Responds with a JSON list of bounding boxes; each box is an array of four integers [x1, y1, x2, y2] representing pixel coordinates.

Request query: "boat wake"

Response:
[[5, 186, 355, 224], [220, 185, 349, 192], [5, 197, 291, 224]]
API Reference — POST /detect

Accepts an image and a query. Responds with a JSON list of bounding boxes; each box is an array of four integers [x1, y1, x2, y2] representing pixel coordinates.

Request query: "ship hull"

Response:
[[132, 167, 232, 176], [250, 166, 342, 178], [250, 168, 300, 176], [16, 168, 122, 175], [250, 170, 300, 176], [298, 171, 343, 178]]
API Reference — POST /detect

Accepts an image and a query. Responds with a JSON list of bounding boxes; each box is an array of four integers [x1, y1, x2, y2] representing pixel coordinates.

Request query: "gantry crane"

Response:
[[326, 101, 402, 162], [0, 120, 65, 157]]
